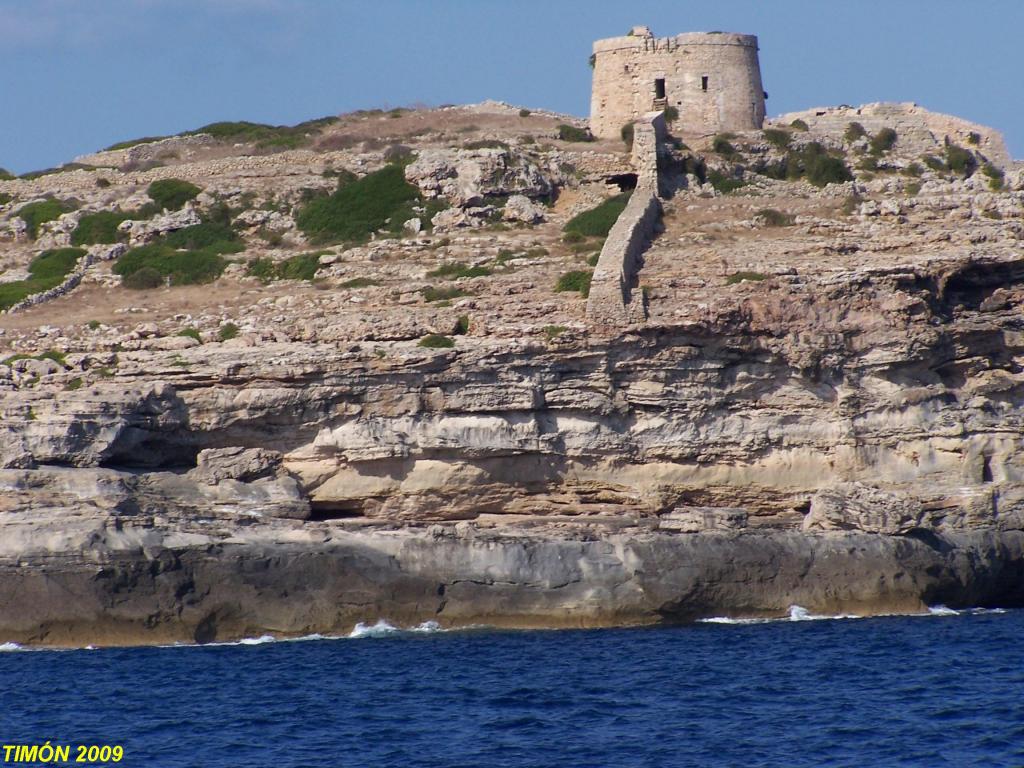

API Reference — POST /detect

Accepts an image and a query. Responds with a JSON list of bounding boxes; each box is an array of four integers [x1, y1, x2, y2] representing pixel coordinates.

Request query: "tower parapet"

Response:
[[590, 28, 765, 139]]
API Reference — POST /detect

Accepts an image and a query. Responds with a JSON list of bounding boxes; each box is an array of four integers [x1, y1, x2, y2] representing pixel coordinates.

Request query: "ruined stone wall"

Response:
[[585, 112, 664, 327], [774, 102, 1012, 166], [590, 31, 765, 140]]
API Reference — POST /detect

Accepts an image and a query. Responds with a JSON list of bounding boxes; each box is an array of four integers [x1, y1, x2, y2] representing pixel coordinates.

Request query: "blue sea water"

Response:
[[2, 609, 1024, 768]]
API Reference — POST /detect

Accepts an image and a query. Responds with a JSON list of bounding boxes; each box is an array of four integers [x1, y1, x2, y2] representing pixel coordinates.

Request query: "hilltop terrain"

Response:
[[2, 100, 1023, 645]]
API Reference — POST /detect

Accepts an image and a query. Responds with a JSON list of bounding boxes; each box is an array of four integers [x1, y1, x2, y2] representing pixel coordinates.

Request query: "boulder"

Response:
[[502, 195, 546, 224], [803, 482, 924, 534], [190, 447, 283, 485], [405, 148, 553, 206]]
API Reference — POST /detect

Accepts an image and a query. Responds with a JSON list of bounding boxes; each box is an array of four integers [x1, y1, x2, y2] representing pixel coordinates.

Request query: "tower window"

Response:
[[701, 75, 709, 92], [654, 78, 666, 99]]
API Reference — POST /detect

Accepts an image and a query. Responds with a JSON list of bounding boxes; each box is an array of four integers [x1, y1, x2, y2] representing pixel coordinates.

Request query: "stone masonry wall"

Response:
[[590, 30, 765, 140], [585, 112, 664, 328]]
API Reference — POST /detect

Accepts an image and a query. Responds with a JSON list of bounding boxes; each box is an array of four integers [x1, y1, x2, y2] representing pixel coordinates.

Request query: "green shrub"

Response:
[[857, 155, 879, 172], [219, 322, 240, 341], [708, 170, 748, 194], [790, 119, 809, 132], [65, 377, 83, 391], [519, 108, 531, 118], [922, 154, 946, 172], [181, 117, 338, 150], [0, 248, 84, 309], [982, 209, 1003, 220], [787, 143, 853, 187], [418, 334, 455, 348], [87, 320, 101, 330], [587, 253, 600, 266], [114, 244, 227, 285], [0, 193, 11, 206], [869, 128, 898, 155], [543, 325, 568, 340], [428, 262, 491, 279], [967, 132, 981, 146], [122, 266, 164, 290], [71, 211, 130, 245], [621, 123, 635, 150], [726, 271, 768, 284], [563, 193, 630, 238], [905, 182, 922, 196], [763, 129, 791, 150], [712, 134, 738, 157], [382, 144, 414, 165], [295, 165, 421, 243], [756, 209, 794, 226], [555, 270, 593, 297], [557, 124, 594, 142], [148, 179, 201, 211], [981, 163, 1005, 191], [903, 162, 924, 178], [421, 285, 468, 302], [945, 144, 975, 177], [15, 199, 73, 239], [163, 222, 242, 253], [563, 231, 585, 244], [178, 327, 202, 342], [463, 139, 509, 150], [96, 178, 111, 189], [248, 252, 323, 282], [663, 106, 679, 123], [844, 122, 867, 143], [454, 315, 470, 335], [0, 167, 14, 180]]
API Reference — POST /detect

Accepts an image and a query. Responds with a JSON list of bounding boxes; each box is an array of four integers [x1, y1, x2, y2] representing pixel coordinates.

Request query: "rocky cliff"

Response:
[[1, 102, 1023, 644]]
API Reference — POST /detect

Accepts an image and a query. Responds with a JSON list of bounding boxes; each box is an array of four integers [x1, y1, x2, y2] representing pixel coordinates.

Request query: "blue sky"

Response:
[[2, 0, 1021, 173]]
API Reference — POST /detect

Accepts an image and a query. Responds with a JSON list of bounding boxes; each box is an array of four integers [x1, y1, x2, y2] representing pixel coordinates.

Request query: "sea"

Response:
[[1, 607, 1022, 767]]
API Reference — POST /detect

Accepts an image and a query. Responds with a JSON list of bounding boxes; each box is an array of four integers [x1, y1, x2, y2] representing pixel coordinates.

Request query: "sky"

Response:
[[1, 0, 1022, 174]]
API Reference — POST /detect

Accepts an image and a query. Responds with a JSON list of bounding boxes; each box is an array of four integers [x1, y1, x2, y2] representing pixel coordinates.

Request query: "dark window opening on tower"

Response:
[[654, 78, 666, 99], [701, 76, 709, 92], [982, 456, 994, 483]]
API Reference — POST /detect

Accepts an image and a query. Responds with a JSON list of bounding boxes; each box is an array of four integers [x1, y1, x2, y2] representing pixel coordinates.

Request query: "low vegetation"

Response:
[[114, 244, 227, 288], [543, 325, 568, 340], [427, 262, 491, 280], [789, 119, 809, 132], [163, 222, 242, 253], [15, 199, 75, 239], [726, 271, 768, 284], [563, 193, 631, 238], [712, 133, 738, 158], [295, 164, 423, 243], [557, 124, 594, 143], [981, 162, 1004, 191], [869, 128, 898, 155], [71, 211, 131, 245], [555, 270, 593, 298], [421, 286, 468, 303], [708, 170, 748, 194], [246, 252, 324, 282], [106, 116, 340, 152], [418, 334, 455, 349], [844, 122, 867, 143], [756, 209, 795, 227], [762, 129, 791, 150], [218, 323, 240, 341], [0, 248, 85, 310], [147, 179, 201, 211]]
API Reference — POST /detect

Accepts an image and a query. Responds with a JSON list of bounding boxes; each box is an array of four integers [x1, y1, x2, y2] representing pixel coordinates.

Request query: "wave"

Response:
[[698, 604, 1009, 625], [0, 642, 25, 652], [348, 619, 444, 638]]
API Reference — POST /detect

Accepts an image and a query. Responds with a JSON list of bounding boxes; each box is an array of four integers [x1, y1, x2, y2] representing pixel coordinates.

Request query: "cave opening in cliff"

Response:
[[982, 456, 994, 483], [606, 173, 637, 191], [307, 500, 367, 521]]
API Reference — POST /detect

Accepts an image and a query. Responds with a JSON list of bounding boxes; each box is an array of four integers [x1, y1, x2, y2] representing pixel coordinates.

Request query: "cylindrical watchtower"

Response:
[[590, 27, 766, 140]]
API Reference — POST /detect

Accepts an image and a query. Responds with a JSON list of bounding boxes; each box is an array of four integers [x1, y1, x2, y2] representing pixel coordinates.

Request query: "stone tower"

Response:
[[590, 26, 766, 139]]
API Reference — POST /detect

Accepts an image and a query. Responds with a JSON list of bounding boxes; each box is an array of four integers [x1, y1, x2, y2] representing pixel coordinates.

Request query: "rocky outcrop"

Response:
[[405, 148, 553, 206]]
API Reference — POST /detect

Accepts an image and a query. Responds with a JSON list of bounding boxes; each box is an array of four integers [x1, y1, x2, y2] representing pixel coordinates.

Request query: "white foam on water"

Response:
[[410, 620, 443, 633], [927, 605, 961, 616], [348, 619, 401, 638], [238, 635, 277, 645], [0, 642, 25, 652]]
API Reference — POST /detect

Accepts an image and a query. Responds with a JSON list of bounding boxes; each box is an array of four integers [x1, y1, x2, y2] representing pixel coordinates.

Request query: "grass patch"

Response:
[[726, 271, 768, 285], [295, 164, 421, 244], [712, 133, 738, 158], [15, 199, 75, 239], [844, 122, 867, 143], [945, 144, 976, 177], [71, 211, 130, 245], [557, 124, 594, 142], [555, 270, 593, 298], [246, 252, 323, 282], [756, 209, 795, 226], [543, 325, 568, 340], [219, 323, 239, 341], [981, 163, 1005, 191], [65, 377, 83, 391], [869, 128, 898, 155], [427, 262, 491, 279], [421, 286, 468, 303], [2, 349, 68, 368], [454, 315, 470, 335], [786, 143, 853, 187], [763, 129, 791, 150], [148, 179, 201, 211], [114, 244, 227, 286], [463, 139, 509, 150], [418, 334, 455, 349], [163, 222, 242, 253], [708, 170, 749, 194], [0, 248, 84, 310], [789, 119, 809, 132], [178, 327, 202, 343], [563, 193, 630, 238]]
